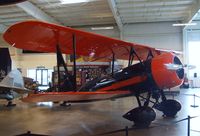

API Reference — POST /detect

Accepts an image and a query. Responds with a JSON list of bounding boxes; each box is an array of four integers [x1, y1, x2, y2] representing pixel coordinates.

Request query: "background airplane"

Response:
[[3, 20, 184, 127], [0, 48, 28, 106], [0, 69, 29, 106]]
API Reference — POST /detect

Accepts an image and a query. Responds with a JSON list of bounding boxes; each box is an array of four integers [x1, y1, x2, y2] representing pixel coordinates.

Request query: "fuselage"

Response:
[[80, 52, 184, 94], [21, 53, 184, 103]]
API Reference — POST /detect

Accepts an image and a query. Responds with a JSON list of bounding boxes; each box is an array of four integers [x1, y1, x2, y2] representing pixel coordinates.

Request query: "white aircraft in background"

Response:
[[0, 69, 28, 106]]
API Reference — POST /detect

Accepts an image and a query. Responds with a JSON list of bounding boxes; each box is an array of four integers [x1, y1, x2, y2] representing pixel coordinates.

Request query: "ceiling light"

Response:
[[172, 23, 197, 26], [91, 26, 114, 30], [60, 0, 89, 4]]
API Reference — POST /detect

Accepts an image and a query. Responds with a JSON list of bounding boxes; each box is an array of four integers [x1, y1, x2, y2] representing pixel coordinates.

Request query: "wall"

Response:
[[12, 53, 56, 76], [188, 30, 200, 41], [186, 30, 200, 87], [123, 22, 183, 51], [0, 34, 8, 47]]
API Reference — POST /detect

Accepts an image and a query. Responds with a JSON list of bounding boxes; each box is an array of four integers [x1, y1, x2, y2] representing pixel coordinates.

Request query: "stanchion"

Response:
[[188, 116, 190, 136], [125, 126, 128, 136], [191, 94, 199, 108], [98, 115, 199, 136]]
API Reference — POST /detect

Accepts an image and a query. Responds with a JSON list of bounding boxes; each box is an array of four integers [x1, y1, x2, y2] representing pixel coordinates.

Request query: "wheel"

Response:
[[123, 106, 156, 128], [157, 99, 181, 117], [6, 101, 16, 107], [60, 101, 71, 107]]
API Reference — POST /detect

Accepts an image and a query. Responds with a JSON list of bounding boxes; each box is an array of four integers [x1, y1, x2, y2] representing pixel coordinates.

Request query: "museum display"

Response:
[[3, 20, 184, 127]]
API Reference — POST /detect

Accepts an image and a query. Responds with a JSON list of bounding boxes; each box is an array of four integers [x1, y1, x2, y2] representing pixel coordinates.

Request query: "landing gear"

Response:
[[153, 90, 181, 117], [123, 92, 156, 128], [123, 106, 156, 128], [123, 89, 182, 127], [154, 99, 181, 117], [60, 101, 71, 107], [6, 101, 16, 107]]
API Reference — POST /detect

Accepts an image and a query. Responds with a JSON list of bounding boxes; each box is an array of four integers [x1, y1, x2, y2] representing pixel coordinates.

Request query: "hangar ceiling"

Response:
[[185, 9, 200, 30], [0, 0, 199, 33]]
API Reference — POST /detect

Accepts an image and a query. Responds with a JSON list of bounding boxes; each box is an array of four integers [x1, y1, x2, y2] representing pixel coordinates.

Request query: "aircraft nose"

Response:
[[173, 56, 184, 80], [151, 53, 184, 89]]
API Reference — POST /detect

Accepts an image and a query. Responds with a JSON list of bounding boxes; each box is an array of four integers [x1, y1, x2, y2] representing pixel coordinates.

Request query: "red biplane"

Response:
[[3, 20, 184, 127]]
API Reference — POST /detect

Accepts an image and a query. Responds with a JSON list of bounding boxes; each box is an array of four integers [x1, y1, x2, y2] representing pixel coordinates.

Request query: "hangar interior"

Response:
[[0, 0, 200, 136]]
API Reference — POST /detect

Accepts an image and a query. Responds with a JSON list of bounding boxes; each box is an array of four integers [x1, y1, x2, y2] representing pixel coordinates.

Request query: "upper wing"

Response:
[[3, 20, 162, 61]]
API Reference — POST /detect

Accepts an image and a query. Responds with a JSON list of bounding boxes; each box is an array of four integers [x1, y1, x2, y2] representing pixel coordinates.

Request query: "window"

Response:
[[188, 41, 200, 78], [27, 68, 53, 86]]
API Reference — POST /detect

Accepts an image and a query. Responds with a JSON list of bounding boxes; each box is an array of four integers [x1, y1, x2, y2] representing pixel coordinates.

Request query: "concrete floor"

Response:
[[0, 88, 200, 136]]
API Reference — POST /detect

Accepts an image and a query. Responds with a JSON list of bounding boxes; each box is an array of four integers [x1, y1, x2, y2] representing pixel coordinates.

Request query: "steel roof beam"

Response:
[[123, 17, 185, 24], [120, 6, 189, 13], [121, 12, 187, 18], [108, 0, 123, 32], [0, 24, 7, 33], [16, 1, 61, 24], [184, 0, 200, 29], [117, 2, 193, 9]]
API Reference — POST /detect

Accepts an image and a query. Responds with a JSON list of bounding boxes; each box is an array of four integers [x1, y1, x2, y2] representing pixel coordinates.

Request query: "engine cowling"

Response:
[[151, 52, 184, 89]]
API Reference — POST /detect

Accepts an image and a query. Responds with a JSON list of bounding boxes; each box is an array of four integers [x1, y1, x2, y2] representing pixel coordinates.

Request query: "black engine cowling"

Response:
[[123, 106, 156, 128]]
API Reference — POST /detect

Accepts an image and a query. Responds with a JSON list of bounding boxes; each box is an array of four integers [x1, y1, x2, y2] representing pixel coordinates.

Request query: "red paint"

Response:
[[151, 52, 183, 89], [3, 20, 162, 61]]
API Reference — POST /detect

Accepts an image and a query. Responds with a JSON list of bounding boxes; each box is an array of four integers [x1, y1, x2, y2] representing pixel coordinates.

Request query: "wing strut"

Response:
[[128, 47, 142, 66], [146, 50, 154, 60], [72, 34, 77, 90], [56, 45, 73, 91], [111, 52, 115, 76], [56, 45, 61, 92]]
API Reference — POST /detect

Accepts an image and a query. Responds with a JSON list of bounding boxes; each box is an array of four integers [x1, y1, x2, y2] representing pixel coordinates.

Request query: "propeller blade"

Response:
[[184, 64, 196, 70], [165, 63, 183, 70]]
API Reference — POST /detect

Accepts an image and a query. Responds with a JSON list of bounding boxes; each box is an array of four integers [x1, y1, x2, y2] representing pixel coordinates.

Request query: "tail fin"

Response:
[[0, 69, 28, 93]]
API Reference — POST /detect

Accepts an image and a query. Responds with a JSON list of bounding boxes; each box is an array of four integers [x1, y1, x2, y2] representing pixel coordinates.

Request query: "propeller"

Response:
[[165, 63, 183, 71], [165, 63, 196, 71]]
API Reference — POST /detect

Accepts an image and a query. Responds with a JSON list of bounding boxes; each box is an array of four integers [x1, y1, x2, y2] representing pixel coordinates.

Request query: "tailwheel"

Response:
[[155, 99, 181, 117], [60, 101, 71, 107], [123, 106, 156, 128], [6, 101, 16, 107]]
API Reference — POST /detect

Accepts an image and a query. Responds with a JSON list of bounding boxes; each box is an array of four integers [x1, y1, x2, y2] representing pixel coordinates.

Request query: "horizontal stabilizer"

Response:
[[0, 69, 28, 94]]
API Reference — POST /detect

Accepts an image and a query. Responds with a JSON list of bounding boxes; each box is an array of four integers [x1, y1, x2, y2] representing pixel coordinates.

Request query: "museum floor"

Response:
[[0, 88, 200, 136]]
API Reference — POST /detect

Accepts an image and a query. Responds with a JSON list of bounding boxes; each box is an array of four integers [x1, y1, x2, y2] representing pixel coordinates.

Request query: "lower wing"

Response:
[[21, 91, 132, 103]]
